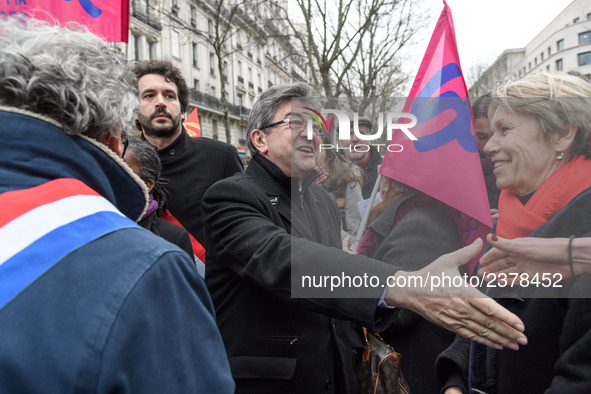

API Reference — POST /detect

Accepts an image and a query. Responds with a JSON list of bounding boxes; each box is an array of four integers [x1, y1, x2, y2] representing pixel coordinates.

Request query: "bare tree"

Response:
[[466, 61, 489, 89], [284, 0, 424, 109], [193, 0, 266, 142], [342, 0, 423, 114]]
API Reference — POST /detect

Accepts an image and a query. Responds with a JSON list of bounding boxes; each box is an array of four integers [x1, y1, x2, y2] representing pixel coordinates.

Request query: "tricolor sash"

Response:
[[0, 178, 138, 309]]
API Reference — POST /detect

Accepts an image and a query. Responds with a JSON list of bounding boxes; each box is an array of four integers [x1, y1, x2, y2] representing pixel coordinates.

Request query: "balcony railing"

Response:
[[190, 89, 250, 117], [228, 103, 251, 117], [131, 7, 162, 31], [190, 89, 223, 112]]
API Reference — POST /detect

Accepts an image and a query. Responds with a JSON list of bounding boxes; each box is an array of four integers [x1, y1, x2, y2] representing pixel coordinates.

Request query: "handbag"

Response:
[[357, 327, 411, 394]]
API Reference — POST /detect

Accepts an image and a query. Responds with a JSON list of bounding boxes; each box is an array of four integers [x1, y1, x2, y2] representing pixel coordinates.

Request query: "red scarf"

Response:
[[497, 156, 591, 239]]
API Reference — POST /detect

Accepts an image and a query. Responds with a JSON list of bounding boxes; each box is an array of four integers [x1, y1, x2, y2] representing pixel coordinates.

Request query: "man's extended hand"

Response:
[[385, 238, 527, 351]]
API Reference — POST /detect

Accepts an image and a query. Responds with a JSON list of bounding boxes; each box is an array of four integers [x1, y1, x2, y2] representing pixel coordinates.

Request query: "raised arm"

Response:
[[479, 234, 591, 278]]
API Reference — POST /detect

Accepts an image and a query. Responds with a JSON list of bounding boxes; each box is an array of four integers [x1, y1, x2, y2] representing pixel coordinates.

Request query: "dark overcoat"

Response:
[[202, 154, 398, 394], [436, 187, 591, 394]]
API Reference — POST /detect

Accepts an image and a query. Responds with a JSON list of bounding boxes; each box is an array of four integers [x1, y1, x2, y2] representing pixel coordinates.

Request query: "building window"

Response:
[[192, 42, 199, 67], [556, 58, 563, 71], [147, 41, 155, 60], [209, 52, 215, 75], [193, 79, 200, 90], [208, 19, 214, 38], [236, 30, 242, 50], [580, 31, 591, 45], [534, 57, 538, 66], [540, 52, 544, 61], [212, 119, 218, 140], [578, 51, 591, 66], [239, 126, 247, 145], [548, 46, 551, 56], [587, 12, 591, 20], [557, 39, 564, 51], [223, 61, 228, 80], [574, 17, 580, 23], [171, 30, 180, 58], [528, 61, 531, 70], [131, 33, 140, 61]]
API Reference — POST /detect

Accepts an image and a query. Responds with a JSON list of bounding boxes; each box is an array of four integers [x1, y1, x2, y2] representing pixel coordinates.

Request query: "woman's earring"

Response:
[[556, 151, 564, 161]]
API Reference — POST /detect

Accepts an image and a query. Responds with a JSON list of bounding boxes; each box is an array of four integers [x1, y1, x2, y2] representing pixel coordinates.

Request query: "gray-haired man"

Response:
[[202, 82, 527, 393], [0, 20, 233, 393]]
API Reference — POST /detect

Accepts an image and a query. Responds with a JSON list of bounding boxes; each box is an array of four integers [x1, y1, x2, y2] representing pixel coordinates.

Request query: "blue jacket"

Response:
[[0, 109, 234, 393]]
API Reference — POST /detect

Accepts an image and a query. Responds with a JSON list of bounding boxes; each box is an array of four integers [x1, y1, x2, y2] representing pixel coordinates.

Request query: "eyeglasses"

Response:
[[121, 133, 129, 159], [260, 118, 322, 135]]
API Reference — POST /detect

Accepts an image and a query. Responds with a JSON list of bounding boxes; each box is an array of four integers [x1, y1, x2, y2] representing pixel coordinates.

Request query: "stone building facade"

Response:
[[125, 0, 308, 155]]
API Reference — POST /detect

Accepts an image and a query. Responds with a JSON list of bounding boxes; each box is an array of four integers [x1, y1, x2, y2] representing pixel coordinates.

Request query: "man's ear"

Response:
[[251, 129, 269, 155], [101, 133, 123, 157]]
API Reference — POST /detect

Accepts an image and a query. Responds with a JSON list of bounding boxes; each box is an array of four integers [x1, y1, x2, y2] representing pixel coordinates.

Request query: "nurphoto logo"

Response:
[[308, 110, 418, 153]]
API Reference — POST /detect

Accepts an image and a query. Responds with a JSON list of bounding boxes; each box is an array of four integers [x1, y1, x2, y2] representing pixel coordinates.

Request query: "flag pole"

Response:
[[350, 170, 381, 252]]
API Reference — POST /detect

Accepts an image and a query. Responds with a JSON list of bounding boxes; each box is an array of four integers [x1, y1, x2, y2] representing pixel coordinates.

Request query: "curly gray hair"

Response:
[[0, 19, 138, 140]]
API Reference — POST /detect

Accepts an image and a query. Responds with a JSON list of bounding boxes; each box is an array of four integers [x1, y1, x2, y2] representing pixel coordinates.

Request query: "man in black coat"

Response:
[[202, 83, 528, 393], [132, 60, 244, 247]]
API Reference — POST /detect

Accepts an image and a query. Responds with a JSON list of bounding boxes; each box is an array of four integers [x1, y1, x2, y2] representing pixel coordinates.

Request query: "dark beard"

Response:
[[137, 109, 182, 138]]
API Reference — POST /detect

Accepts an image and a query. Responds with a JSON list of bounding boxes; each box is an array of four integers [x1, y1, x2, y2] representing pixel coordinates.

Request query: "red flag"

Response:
[[184, 108, 202, 138], [379, 0, 491, 274], [2, 0, 129, 43], [160, 209, 206, 263]]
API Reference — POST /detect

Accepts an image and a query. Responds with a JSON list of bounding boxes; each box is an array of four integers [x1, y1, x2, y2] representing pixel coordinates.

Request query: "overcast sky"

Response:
[[287, 0, 575, 88], [408, 0, 575, 84]]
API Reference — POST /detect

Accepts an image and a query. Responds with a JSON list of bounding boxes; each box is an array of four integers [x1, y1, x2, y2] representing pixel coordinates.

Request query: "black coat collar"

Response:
[[247, 154, 319, 198]]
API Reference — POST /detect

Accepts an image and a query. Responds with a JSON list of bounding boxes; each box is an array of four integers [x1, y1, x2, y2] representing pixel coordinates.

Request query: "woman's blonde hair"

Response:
[[490, 72, 591, 160]]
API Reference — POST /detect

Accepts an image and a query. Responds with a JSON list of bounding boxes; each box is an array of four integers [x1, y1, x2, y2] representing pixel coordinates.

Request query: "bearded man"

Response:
[[133, 60, 243, 247]]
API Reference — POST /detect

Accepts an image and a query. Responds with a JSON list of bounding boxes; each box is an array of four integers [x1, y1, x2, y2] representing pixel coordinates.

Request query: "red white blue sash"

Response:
[[0, 179, 138, 309]]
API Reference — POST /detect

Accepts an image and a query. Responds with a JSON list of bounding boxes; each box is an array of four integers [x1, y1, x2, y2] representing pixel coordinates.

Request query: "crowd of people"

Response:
[[1, 19, 590, 394]]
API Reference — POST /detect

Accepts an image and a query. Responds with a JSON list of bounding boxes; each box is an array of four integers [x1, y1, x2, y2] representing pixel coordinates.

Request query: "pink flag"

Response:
[[325, 115, 335, 134], [2, 0, 129, 43], [379, 0, 491, 274]]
